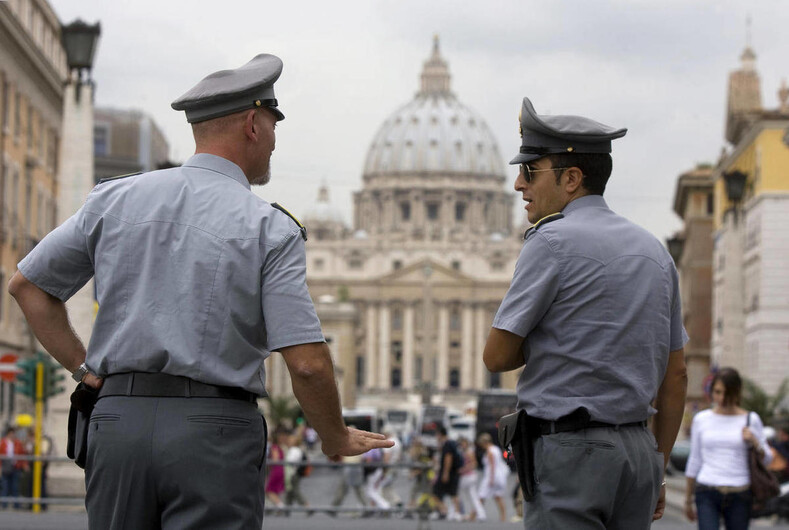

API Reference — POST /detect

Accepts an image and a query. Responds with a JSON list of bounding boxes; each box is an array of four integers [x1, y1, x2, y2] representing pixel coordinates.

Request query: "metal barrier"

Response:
[[0, 455, 445, 525]]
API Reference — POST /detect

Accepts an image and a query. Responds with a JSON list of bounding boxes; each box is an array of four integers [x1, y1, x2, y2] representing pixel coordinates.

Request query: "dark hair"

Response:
[[711, 367, 742, 407], [437, 425, 448, 437], [547, 153, 613, 195]]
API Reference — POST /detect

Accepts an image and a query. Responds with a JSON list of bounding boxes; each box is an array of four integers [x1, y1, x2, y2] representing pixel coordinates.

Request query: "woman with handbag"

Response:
[[685, 367, 773, 529]]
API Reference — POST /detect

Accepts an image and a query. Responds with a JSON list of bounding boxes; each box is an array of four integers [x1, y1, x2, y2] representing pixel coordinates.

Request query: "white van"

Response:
[[381, 409, 416, 442]]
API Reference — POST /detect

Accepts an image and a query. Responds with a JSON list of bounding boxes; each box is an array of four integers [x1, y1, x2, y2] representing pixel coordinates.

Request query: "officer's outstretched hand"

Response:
[[322, 427, 394, 460], [652, 483, 666, 521]]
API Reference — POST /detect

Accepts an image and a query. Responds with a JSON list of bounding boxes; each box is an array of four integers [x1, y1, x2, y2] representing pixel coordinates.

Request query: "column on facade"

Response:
[[461, 304, 474, 389], [402, 303, 415, 390], [475, 304, 488, 389], [412, 189, 424, 229], [381, 190, 393, 231], [470, 192, 483, 233], [443, 192, 454, 226], [378, 304, 391, 390], [365, 303, 379, 389], [497, 194, 507, 232], [437, 303, 450, 390]]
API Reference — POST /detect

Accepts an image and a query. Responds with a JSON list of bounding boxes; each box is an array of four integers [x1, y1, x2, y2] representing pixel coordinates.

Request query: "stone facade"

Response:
[[0, 0, 66, 430], [94, 107, 171, 181], [712, 45, 789, 394], [671, 165, 714, 409], [266, 38, 526, 412]]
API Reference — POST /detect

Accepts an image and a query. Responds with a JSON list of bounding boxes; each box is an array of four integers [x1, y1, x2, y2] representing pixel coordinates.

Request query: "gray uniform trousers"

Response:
[[85, 395, 266, 530], [524, 425, 662, 530]]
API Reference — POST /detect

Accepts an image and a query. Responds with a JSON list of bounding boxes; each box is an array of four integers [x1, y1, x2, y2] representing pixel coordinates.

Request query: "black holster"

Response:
[[67, 383, 99, 469], [498, 410, 536, 501]]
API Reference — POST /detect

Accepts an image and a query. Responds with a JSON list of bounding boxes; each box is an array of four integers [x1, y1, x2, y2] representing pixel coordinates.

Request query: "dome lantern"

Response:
[[420, 35, 451, 96]]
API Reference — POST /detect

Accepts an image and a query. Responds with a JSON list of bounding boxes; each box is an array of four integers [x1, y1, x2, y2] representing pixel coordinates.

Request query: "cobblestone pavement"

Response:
[[1, 510, 788, 530]]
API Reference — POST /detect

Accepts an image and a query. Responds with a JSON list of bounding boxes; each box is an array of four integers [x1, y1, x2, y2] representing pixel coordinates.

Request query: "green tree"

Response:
[[742, 377, 789, 426], [263, 395, 301, 429]]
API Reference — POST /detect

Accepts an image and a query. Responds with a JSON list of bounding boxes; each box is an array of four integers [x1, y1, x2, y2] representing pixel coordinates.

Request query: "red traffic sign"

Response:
[[0, 353, 21, 383]]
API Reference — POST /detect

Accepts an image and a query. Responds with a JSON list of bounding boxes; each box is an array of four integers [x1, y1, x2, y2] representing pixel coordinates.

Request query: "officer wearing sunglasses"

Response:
[[483, 97, 689, 529]]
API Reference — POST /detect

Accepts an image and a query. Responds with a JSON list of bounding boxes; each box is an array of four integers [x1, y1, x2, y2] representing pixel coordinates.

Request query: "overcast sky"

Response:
[[50, 0, 789, 241]]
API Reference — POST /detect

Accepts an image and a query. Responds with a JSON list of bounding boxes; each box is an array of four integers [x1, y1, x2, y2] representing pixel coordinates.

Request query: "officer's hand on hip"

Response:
[[82, 372, 104, 390], [321, 426, 394, 459]]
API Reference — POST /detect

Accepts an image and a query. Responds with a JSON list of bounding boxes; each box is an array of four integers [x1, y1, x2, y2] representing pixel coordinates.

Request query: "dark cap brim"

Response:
[[265, 107, 285, 122], [509, 152, 544, 165]]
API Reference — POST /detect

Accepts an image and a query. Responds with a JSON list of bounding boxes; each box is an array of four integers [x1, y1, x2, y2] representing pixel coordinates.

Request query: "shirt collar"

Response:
[[182, 153, 251, 190], [562, 194, 609, 216]]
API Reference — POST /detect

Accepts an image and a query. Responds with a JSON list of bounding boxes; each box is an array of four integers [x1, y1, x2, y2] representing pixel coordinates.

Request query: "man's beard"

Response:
[[251, 165, 271, 186]]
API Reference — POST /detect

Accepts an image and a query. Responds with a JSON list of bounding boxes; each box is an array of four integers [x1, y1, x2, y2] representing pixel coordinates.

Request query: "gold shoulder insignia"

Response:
[[271, 202, 308, 241], [523, 212, 564, 240], [97, 172, 141, 185]]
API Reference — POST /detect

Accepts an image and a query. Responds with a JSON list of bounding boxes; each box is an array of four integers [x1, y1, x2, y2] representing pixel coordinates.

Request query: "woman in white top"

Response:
[[685, 367, 773, 529], [476, 432, 509, 522], [457, 436, 486, 521]]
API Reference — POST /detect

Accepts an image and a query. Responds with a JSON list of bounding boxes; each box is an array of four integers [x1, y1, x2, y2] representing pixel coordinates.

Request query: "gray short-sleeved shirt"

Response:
[[18, 153, 324, 395], [493, 195, 688, 424]]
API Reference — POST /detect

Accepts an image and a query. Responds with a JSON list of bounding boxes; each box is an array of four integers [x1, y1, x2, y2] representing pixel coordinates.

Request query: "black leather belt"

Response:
[[99, 372, 257, 403], [536, 416, 647, 435]]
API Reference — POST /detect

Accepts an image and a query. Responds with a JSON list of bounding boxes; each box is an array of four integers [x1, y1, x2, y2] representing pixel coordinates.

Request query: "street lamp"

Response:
[[61, 19, 101, 99], [666, 235, 685, 265], [722, 170, 748, 224], [723, 170, 747, 203]]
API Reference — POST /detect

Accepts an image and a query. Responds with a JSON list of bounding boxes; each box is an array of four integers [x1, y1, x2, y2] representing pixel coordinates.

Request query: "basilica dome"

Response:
[[362, 38, 505, 178]]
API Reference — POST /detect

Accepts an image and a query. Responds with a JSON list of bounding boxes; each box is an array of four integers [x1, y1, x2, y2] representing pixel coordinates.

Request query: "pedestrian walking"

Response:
[[363, 447, 390, 511], [304, 425, 318, 453], [265, 428, 288, 512], [684, 367, 773, 529], [330, 454, 368, 515], [8, 53, 391, 530], [407, 437, 433, 514], [483, 97, 689, 528], [476, 432, 508, 522], [380, 432, 403, 509], [285, 431, 312, 515], [457, 436, 484, 522], [432, 426, 462, 521], [0, 427, 26, 509]]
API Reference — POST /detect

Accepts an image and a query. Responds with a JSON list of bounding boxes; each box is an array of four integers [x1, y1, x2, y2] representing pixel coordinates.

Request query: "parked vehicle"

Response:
[[449, 415, 476, 442], [419, 405, 449, 449], [342, 407, 379, 433], [381, 408, 416, 442], [475, 390, 517, 446]]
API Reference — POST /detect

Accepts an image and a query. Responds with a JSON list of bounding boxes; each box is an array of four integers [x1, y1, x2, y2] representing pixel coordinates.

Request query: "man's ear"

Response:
[[564, 167, 584, 194], [243, 110, 257, 140]]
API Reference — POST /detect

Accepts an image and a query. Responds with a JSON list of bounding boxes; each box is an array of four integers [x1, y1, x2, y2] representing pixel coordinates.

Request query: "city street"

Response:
[[1, 466, 788, 529], [1, 510, 788, 530]]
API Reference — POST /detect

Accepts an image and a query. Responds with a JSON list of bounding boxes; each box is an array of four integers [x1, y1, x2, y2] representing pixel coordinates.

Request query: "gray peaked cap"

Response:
[[510, 97, 627, 164], [171, 54, 285, 123]]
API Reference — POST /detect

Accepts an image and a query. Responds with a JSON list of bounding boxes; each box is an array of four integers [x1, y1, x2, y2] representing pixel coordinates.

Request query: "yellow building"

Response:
[[711, 44, 789, 393], [0, 0, 67, 421]]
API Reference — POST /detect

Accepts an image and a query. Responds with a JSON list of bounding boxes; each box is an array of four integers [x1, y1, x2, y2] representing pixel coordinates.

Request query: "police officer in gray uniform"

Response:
[[8, 54, 392, 529], [484, 98, 689, 529]]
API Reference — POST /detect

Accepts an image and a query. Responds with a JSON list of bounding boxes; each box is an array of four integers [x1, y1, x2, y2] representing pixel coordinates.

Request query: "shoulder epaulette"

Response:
[[271, 202, 308, 241], [523, 212, 564, 240], [97, 172, 141, 185]]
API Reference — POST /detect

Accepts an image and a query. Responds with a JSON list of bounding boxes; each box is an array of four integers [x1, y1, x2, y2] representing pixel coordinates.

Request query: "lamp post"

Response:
[[61, 20, 101, 102], [723, 170, 748, 224], [666, 235, 685, 266]]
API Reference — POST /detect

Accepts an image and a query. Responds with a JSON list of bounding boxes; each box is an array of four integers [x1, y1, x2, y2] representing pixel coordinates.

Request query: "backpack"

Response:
[[296, 451, 312, 477], [453, 442, 465, 471]]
